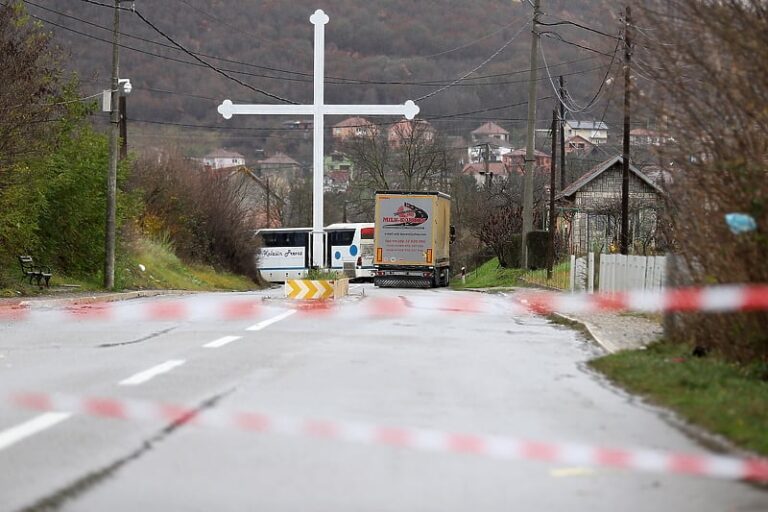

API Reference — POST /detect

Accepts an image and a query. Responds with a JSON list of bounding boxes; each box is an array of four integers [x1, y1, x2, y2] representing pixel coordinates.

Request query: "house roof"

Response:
[[565, 135, 594, 146], [462, 162, 509, 175], [206, 149, 244, 159], [388, 118, 433, 132], [556, 155, 663, 200], [333, 117, 373, 128], [505, 149, 550, 158], [472, 121, 509, 135], [630, 128, 664, 137], [259, 152, 300, 166], [566, 120, 609, 131]]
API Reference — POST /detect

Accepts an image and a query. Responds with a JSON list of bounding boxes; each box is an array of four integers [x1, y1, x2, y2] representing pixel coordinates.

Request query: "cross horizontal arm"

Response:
[[217, 100, 313, 119], [322, 101, 419, 119], [217, 99, 420, 120]]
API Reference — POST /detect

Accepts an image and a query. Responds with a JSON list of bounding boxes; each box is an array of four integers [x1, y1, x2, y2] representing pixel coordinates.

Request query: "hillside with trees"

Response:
[[25, 0, 622, 160]]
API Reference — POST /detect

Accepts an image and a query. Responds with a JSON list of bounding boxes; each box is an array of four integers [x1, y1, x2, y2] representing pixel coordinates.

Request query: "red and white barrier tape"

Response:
[[8, 391, 768, 483], [1, 285, 767, 323]]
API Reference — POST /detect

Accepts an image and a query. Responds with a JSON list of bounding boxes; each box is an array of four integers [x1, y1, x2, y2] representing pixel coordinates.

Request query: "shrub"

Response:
[[131, 153, 260, 281], [526, 230, 549, 270]]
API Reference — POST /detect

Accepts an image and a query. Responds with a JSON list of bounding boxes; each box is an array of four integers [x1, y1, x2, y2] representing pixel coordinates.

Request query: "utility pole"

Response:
[[559, 76, 566, 191], [547, 109, 557, 280], [479, 143, 491, 188], [620, 5, 632, 255], [521, 0, 541, 268], [265, 175, 271, 228], [104, 0, 121, 289]]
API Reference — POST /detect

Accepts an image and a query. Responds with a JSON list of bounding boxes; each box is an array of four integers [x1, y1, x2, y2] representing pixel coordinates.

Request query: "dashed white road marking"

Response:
[[0, 412, 71, 452], [118, 360, 186, 386], [203, 335, 242, 349], [246, 310, 296, 331]]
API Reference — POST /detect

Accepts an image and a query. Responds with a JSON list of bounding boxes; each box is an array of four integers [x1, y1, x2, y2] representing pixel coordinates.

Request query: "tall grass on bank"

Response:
[[121, 237, 255, 291], [451, 258, 524, 289]]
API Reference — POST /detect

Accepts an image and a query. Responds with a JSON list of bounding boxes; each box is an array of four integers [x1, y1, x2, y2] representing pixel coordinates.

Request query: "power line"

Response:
[[70, 0, 298, 102], [415, 21, 531, 102], [30, 2, 608, 89], [541, 32, 616, 57], [173, 0, 263, 41], [538, 18, 620, 40], [539, 36, 620, 113], [33, 2, 601, 88], [418, 18, 524, 58], [119, 96, 553, 134], [130, 7, 297, 104]]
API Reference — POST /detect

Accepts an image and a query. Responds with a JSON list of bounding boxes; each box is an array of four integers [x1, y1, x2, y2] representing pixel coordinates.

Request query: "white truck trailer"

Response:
[[373, 191, 453, 288]]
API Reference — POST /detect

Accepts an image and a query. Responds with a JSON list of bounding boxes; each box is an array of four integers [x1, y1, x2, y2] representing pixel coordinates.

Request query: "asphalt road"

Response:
[[0, 285, 766, 511]]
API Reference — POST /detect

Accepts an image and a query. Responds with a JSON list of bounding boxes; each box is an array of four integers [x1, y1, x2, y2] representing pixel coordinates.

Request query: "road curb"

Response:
[[550, 312, 620, 354]]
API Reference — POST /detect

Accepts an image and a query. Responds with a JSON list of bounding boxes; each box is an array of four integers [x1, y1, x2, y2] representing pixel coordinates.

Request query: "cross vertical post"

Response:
[[311, 10, 328, 270], [217, 9, 420, 269]]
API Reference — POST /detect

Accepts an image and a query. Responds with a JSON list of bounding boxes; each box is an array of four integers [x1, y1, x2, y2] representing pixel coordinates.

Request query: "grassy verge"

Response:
[[120, 238, 255, 291], [451, 257, 525, 289], [1, 238, 256, 296], [590, 341, 768, 456], [520, 261, 571, 290]]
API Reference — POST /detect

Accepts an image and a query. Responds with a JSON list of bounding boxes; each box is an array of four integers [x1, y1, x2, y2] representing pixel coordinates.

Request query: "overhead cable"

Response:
[[414, 21, 531, 102]]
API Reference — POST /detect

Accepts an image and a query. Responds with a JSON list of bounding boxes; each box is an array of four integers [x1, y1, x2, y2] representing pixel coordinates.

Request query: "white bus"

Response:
[[325, 223, 375, 281], [255, 227, 314, 282]]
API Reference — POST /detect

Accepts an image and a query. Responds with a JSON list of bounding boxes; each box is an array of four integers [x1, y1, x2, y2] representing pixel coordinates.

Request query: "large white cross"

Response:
[[217, 9, 419, 268]]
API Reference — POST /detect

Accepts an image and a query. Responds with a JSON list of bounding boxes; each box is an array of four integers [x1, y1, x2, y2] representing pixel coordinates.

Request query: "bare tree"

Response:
[[639, 0, 768, 361], [0, 2, 65, 172], [343, 119, 449, 208]]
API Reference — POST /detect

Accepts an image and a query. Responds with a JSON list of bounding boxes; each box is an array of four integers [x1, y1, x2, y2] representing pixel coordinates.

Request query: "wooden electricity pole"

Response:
[[521, 0, 541, 268], [104, 0, 121, 289], [620, 5, 632, 255], [559, 75, 566, 191], [265, 175, 271, 228], [547, 109, 557, 280]]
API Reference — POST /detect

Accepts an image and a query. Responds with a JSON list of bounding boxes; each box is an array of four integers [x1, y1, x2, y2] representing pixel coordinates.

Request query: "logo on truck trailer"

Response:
[[383, 202, 429, 226]]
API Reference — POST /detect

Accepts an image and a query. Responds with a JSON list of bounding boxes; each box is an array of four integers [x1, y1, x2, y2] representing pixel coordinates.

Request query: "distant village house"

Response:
[[556, 155, 663, 255], [471, 122, 510, 144], [198, 149, 245, 170]]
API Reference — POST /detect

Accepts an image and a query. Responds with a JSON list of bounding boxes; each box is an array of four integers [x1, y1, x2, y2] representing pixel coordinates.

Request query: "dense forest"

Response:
[[27, 0, 623, 161]]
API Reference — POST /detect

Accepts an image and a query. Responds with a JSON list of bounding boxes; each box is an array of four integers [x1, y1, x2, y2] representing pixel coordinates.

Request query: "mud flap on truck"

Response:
[[374, 267, 449, 288], [374, 275, 432, 288]]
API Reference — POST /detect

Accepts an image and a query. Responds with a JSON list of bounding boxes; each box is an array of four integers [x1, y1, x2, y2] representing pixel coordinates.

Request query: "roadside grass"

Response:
[[590, 341, 768, 456], [451, 257, 525, 289], [120, 238, 255, 291], [520, 261, 571, 290]]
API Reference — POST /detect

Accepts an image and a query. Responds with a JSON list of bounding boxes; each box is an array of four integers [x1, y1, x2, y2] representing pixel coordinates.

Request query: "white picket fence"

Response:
[[569, 253, 667, 293]]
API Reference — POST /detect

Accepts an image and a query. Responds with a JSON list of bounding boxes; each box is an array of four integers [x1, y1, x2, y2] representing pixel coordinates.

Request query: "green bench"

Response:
[[18, 255, 52, 287]]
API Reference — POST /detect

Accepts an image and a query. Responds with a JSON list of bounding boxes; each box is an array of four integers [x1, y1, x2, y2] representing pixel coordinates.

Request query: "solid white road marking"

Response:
[[118, 360, 186, 386], [203, 335, 242, 349], [246, 310, 296, 331], [0, 412, 71, 451]]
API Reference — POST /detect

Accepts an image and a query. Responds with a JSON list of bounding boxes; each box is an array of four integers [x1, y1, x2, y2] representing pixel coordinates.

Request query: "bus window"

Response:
[[327, 230, 355, 246]]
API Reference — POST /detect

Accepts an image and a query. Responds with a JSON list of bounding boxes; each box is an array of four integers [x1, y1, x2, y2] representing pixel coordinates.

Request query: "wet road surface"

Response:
[[0, 285, 766, 511]]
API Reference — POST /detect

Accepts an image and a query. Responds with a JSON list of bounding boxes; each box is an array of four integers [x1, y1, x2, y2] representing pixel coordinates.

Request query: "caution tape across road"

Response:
[[7, 391, 768, 483], [1, 284, 767, 323]]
